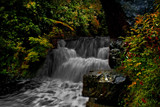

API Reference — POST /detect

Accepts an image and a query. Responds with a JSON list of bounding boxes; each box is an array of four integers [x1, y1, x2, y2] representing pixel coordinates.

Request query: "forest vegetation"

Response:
[[0, 0, 160, 106], [0, 0, 107, 80], [117, 0, 160, 106]]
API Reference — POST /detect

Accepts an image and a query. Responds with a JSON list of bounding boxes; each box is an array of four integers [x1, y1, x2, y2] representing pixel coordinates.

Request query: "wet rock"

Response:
[[109, 40, 123, 69], [72, 96, 77, 99], [82, 70, 128, 106], [110, 40, 123, 50], [57, 40, 66, 48]]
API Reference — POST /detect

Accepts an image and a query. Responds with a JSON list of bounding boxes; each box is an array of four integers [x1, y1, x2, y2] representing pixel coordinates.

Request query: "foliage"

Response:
[[117, 8, 160, 106], [49, 0, 108, 37], [154, 0, 160, 11], [0, 0, 54, 78], [0, 0, 107, 79]]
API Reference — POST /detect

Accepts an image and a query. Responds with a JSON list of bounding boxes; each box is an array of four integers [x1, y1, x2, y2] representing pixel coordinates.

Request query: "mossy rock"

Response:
[[82, 70, 129, 106]]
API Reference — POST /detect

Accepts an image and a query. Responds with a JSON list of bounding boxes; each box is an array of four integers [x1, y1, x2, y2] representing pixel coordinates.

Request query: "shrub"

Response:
[[0, 0, 53, 78], [117, 9, 160, 107]]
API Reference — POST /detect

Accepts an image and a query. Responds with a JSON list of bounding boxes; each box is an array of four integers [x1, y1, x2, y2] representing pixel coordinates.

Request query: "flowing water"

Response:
[[0, 37, 111, 107]]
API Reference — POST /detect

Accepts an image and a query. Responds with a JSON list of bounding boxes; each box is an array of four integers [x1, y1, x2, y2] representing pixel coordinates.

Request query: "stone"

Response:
[[57, 40, 66, 48], [118, 0, 154, 25], [109, 40, 123, 69], [82, 70, 129, 106]]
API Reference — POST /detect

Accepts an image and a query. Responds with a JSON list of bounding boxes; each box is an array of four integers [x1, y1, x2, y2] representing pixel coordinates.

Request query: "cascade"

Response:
[[0, 37, 111, 107], [38, 37, 111, 82]]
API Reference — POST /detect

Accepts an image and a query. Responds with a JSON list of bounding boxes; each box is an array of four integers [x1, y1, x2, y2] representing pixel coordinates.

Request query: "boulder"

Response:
[[82, 70, 129, 106]]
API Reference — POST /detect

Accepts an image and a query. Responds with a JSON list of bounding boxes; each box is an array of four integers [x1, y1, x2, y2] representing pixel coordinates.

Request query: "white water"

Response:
[[0, 37, 111, 107], [0, 79, 88, 107], [54, 57, 110, 82]]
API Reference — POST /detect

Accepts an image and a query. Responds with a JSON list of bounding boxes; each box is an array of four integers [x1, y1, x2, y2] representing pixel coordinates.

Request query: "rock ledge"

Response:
[[82, 70, 128, 106]]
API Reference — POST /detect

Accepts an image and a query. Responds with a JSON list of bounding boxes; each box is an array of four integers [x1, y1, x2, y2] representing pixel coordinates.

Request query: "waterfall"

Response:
[[54, 57, 110, 82], [66, 37, 110, 57], [37, 47, 77, 77], [0, 37, 111, 107], [97, 47, 110, 59], [37, 37, 111, 82]]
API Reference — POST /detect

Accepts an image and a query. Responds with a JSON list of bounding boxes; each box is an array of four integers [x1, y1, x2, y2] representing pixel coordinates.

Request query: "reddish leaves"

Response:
[[140, 81, 143, 85], [142, 98, 147, 103]]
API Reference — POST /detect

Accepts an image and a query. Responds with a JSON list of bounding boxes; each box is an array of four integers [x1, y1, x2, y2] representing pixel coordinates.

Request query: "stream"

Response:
[[0, 79, 88, 107], [0, 37, 111, 107]]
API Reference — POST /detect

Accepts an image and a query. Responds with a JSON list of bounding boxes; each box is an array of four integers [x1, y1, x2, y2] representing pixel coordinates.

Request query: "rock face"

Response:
[[109, 40, 123, 69], [99, 0, 154, 37], [118, 0, 154, 25], [82, 70, 128, 106]]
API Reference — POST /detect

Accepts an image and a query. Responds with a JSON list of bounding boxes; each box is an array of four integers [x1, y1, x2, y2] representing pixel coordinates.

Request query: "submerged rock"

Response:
[[82, 70, 128, 106]]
